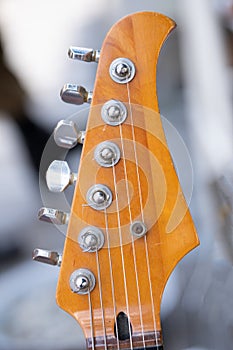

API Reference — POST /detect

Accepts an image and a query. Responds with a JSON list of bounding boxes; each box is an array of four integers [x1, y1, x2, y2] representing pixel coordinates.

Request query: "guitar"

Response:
[[34, 12, 199, 350]]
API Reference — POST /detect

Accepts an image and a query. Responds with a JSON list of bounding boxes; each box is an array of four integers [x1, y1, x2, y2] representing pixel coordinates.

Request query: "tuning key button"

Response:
[[46, 160, 77, 192], [54, 120, 85, 149], [32, 248, 62, 266], [60, 84, 92, 105], [68, 46, 100, 63], [38, 207, 70, 225]]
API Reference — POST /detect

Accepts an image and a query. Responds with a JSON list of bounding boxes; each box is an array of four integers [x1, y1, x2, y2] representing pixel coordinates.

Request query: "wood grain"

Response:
[[56, 11, 199, 348]]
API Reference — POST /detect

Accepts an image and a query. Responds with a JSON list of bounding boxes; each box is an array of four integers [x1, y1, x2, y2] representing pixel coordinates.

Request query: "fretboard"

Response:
[[86, 331, 163, 350]]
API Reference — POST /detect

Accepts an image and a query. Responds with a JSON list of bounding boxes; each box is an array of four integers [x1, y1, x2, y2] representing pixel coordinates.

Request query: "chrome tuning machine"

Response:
[[60, 84, 92, 105], [32, 248, 62, 266], [38, 207, 70, 225], [68, 46, 100, 63], [46, 160, 77, 193], [54, 120, 85, 149]]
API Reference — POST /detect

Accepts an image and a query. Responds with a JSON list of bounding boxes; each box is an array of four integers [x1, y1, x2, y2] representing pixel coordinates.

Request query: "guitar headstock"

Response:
[[34, 12, 199, 350]]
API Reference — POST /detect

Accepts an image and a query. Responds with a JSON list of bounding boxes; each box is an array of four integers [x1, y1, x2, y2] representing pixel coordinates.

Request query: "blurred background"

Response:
[[0, 0, 233, 349]]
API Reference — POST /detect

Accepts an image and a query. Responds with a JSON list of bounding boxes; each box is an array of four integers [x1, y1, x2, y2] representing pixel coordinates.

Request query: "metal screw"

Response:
[[130, 221, 147, 238]]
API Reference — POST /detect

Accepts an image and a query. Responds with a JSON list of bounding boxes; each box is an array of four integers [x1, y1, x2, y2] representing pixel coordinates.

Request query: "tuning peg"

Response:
[[54, 120, 85, 149], [38, 207, 70, 225], [46, 160, 77, 192], [32, 248, 62, 266], [60, 84, 92, 105], [68, 46, 100, 63]]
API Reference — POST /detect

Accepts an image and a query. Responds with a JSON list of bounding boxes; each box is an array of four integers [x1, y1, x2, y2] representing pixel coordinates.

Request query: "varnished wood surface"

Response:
[[56, 11, 199, 347], [86, 331, 163, 350]]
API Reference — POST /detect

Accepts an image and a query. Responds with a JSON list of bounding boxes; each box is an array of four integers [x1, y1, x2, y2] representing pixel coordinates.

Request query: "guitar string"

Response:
[[129, 224, 146, 349], [126, 81, 159, 347], [88, 289, 95, 350], [118, 116, 146, 347], [87, 85, 158, 350], [116, 76, 152, 348], [104, 209, 120, 350], [95, 248, 107, 350], [112, 160, 133, 350], [94, 78, 158, 349], [124, 81, 149, 348]]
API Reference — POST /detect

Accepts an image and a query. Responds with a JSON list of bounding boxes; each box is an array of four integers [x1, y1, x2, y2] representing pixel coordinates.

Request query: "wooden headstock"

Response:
[[56, 12, 199, 350]]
